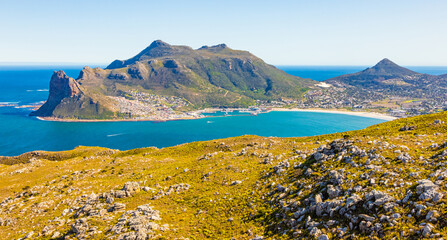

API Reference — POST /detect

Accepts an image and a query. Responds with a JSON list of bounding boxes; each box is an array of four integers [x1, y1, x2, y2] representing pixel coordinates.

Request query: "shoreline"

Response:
[[35, 116, 204, 123], [270, 108, 397, 121], [35, 108, 397, 122]]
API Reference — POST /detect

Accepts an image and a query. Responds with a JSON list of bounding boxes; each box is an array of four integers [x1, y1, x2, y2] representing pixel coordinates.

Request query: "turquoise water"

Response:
[[0, 65, 445, 156], [0, 107, 385, 156]]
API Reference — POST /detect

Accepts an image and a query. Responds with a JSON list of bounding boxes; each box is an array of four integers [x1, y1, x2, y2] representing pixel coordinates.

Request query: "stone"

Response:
[[345, 194, 361, 208], [309, 227, 322, 237], [426, 210, 440, 222], [276, 184, 287, 192], [24, 231, 34, 239], [106, 196, 115, 204], [399, 125, 417, 131], [317, 234, 330, 240], [359, 220, 373, 233], [365, 190, 394, 206], [251, 236, 264, 240], [109, 202, 126, 212], [230, 180, 242, 186], [417, 179, 443, 202], [51, 231, 61, 238], [122, 182, 140, 196], [71, 218, 89, 236], [327, 185, 341, 199], [422, 223, 434, 237], [434, 119, 444, 125], [397, 152, 411, 163], [359, 214, 375, 222], [313, 152, 324, 161], [315, 194, 323, 203]]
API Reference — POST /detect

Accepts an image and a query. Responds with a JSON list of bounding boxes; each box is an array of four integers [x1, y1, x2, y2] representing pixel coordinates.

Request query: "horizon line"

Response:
[[1, 62, 447, 67]]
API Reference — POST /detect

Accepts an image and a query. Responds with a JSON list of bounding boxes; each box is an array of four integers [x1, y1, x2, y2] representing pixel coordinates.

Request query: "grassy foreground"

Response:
[[0, 111, 446, 239]]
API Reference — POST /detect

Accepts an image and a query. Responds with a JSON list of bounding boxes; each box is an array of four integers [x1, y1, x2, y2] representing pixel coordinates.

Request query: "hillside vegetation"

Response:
[[1, 111, 447, 239]]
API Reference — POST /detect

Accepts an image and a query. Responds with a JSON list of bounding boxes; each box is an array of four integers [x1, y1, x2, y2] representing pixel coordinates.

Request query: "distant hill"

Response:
[[325, 58, 447, 99], [31, 40, 316, 119]]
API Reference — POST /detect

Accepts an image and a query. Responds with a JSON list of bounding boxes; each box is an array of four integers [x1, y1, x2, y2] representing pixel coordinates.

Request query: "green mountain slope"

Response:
[[2, 111, 447, 239], [31, 40, 316, 119]]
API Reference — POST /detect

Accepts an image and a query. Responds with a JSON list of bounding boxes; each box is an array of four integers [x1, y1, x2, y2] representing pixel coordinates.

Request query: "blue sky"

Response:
[[1, 0, 446, 65]]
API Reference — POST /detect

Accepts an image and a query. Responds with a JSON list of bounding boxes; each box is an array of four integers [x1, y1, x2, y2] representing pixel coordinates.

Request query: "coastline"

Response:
[[35, 108, 397, 122], [270, 108, 397, 121], [35, 116, 204, 123]]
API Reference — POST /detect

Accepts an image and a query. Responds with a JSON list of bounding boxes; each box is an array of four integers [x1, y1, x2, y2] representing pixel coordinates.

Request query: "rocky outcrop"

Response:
[[30, 69, 116, 119], [30, 71, 82, 117], [261, 137, 447, 239]]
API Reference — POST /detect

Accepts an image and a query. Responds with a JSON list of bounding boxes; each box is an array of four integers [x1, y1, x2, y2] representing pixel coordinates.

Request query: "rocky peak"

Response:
[[148, 40, 171, 49], [29, 71, 82, 117], [373, 58, 400, 69], [198, 43, 229, 51], [365, 58, 417, 76], [137, 40, 175, 58], [213, 43, 228, 48], [49, 71, 81, 98], [77, 66, 107, 80], [106, 40, 184, 69]]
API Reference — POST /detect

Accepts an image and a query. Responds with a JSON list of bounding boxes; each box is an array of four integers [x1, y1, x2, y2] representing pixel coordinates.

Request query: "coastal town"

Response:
[[3, 85, 444, 121], [109, 90, 201, 121], [105, 88, 402, 121], [295, 86, 447, 118], [249, 82, 447, 119]]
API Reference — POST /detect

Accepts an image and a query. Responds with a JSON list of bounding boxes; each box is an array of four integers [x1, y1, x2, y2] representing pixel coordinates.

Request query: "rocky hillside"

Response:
[[30, 40, 316, 119], [1, 111, 447, 239]]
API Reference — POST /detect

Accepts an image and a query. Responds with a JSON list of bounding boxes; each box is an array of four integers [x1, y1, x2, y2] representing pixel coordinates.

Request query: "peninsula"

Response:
[[30, 40, 316, 120]]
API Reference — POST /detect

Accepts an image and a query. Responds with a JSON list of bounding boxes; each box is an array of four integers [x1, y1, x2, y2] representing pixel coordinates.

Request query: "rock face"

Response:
[[30, 70, 115, 119], [30, 71, 82, 117], [31, 40, 316, 119]]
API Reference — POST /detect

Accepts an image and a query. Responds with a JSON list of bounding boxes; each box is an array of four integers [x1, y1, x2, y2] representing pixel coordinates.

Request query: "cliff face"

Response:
[[30, 71, 82, 117], [30, 70, 115, 119]]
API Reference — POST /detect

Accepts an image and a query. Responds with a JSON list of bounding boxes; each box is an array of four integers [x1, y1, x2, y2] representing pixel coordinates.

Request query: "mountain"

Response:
[[326, 58, 420, 88], [30, 40, 316, 119], [325, 58, 447, 99], [358, 58, 418, 76], [2, 110, 447, 239]]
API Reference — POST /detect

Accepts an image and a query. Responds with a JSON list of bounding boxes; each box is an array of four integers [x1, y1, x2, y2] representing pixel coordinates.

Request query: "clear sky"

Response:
[[1, 0, 446, 66]]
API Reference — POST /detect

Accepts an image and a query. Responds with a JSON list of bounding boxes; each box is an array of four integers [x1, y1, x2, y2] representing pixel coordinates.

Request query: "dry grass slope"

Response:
[[0, 111, 446, 239]]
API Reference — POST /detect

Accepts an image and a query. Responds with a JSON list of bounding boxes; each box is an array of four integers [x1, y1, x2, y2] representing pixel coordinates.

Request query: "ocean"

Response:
[[0, 65, 445, 156]]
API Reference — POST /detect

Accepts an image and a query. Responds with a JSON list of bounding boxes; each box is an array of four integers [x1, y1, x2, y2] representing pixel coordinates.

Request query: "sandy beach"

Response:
[[271, 108, 397, 121], [35, 116, 203, 123], [35, 107, 397, 122]]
